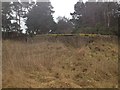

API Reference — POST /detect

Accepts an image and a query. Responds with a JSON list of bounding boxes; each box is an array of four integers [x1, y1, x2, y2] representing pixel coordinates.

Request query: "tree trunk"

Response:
[[107, 12, 110, 28]]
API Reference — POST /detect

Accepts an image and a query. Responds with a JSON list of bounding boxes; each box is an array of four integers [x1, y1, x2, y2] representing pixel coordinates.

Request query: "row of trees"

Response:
[[2, 1, 120, 37], [2, 2, 55, 35], [70, 2, 119, 34]]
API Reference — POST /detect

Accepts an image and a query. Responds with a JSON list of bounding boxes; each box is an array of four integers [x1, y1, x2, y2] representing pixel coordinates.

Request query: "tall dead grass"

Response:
[[2, 36, 118, 88]]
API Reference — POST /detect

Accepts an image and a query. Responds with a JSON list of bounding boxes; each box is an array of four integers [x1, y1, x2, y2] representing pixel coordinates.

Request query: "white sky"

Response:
[[50, 0, 80, 21]]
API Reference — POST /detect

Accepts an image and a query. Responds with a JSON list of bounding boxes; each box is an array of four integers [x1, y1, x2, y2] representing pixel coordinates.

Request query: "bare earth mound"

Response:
[[2, 35, 118, 88]]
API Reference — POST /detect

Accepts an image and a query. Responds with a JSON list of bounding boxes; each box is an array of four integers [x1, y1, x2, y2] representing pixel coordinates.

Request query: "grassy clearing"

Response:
[[43, 33, 117, 37], [2, 36, 118, 88]]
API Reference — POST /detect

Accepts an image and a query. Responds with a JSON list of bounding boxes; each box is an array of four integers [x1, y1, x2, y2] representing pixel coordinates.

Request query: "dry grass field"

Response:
[[2, 35, 118, 88]]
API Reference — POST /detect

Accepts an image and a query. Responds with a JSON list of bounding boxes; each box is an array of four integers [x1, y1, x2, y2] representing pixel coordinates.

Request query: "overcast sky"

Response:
[[50, 0, 80, 20]]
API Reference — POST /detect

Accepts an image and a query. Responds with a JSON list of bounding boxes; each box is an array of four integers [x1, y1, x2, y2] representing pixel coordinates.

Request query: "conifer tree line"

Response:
[[70, 2, 119, 35], [1, 1, 120, 38]]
